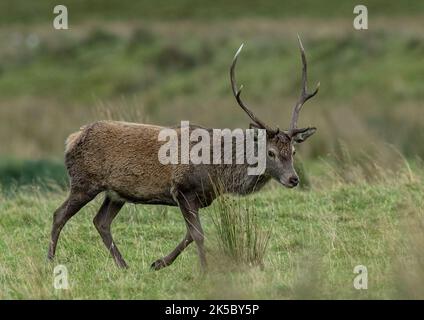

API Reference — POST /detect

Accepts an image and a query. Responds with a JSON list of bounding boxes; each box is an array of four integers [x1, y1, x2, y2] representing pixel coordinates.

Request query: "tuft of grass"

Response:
[[211, 195, 271, 268]]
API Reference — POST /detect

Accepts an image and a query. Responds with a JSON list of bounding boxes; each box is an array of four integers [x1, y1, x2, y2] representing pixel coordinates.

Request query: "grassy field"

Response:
[[0, 1, 423, 300], [0, 161, 423, 299]]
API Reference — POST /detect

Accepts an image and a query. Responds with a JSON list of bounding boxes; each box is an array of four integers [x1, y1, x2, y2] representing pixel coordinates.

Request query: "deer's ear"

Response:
[[292, 127, 317, 144]]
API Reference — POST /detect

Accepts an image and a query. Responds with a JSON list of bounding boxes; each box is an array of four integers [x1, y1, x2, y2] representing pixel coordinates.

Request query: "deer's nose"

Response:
[[289, 176, 299, 186]]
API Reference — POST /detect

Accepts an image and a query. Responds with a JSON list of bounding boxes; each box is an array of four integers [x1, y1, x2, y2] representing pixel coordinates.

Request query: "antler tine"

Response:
[[230, 44, 274, 132], [289, 35, 320, 133]]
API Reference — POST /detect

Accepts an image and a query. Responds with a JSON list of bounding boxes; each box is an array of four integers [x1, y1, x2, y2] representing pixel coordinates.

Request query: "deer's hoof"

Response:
[[151, 259, 168, 271]]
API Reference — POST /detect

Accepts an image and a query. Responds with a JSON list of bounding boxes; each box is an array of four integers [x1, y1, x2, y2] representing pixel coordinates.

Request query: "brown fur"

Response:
[[47, 119, 314, 271], [64, 129, 83, 153], [64, 120, 270, 206], [65, 121, 179, 205], [47, 38, 320, 271]]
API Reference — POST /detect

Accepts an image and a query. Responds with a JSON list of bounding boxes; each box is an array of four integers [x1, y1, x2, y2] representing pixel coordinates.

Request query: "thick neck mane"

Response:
[[209, 163, 271, 195], [182, 123, 272, 197]]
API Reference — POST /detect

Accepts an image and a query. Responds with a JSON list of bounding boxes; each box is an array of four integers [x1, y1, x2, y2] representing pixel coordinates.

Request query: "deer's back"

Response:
[[65, 120, 186, 205]]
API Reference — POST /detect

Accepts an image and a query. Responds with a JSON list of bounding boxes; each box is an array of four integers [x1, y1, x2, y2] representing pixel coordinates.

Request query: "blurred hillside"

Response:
[[1, 0, 423, 24], [0, 0, 423, 186]]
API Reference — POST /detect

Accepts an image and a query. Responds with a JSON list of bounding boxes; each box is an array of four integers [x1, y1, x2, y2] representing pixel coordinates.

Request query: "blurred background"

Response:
[[0, 0, 423, 189]]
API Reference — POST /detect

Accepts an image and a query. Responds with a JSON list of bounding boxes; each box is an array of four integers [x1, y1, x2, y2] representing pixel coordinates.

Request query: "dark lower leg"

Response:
[[48, 198, 69, 260], [187, 218, 206, 270], [179, 196, 207, 271], [93, 197, 127, 268], [48, 191, 95, 260], [151, 231, 193, 270]]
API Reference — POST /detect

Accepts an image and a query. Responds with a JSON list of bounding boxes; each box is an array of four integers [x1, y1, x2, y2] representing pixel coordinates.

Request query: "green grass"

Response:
[[212, 194, 271, 267], [0, 164, 423, 299]]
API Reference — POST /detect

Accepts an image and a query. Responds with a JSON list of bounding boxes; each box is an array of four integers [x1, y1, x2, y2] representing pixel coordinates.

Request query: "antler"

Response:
[[230, 44, 274, 132], [289, 35, 320, 134]]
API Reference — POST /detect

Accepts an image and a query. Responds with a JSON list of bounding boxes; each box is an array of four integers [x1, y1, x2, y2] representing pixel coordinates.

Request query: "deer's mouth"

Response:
[[279, 179, 297, 189]]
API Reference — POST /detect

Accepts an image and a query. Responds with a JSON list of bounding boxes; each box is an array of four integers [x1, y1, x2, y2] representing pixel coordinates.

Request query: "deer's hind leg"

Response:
[[48, 187, 99, 260], [93, 196, 127, 268]]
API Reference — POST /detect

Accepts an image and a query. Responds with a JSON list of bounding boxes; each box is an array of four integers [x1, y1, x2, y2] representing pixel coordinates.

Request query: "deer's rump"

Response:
[[64, 120, 178, 205]]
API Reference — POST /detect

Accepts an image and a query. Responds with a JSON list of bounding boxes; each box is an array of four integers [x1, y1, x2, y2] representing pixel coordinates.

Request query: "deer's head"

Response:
[[230, 37, 319, 188]]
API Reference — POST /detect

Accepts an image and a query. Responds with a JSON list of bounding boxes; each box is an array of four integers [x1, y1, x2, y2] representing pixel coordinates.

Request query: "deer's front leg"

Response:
[[151, 192, 206, 271], [151, 230, 193, 270], [179, 197, 206, 271]]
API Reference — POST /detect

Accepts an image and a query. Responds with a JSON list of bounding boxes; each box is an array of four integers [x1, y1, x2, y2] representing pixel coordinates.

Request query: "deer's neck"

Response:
[[208, 127, 271, 195], [214, 164, 271, 195]]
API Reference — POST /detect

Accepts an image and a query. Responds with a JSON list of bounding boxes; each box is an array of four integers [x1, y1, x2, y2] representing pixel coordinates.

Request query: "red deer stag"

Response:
[[47, 37, 319, 270]]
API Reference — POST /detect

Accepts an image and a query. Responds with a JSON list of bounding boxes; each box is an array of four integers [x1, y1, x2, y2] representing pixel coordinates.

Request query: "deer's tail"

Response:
[[64, 126, 85, 153]]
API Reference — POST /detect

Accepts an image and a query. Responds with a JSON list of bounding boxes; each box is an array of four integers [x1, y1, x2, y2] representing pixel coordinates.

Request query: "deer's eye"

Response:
[[268, 150, 276, 158], [293, 150, 296, 156]]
